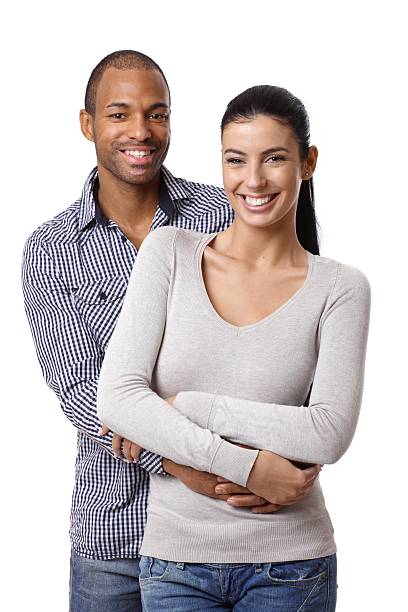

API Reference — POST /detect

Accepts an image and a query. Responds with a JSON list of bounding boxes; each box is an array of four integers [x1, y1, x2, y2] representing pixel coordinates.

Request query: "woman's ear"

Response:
[[302, 145, 318, 179]]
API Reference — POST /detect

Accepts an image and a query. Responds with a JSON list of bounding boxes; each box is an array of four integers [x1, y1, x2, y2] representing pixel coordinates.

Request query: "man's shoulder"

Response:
[[25, 199, 83, 249], [171, 174, 229, 211]]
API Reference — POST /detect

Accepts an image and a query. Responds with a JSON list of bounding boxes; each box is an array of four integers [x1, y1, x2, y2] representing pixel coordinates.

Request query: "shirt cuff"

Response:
[[138, 449, 165, 475], [210, 441, 259, 487]]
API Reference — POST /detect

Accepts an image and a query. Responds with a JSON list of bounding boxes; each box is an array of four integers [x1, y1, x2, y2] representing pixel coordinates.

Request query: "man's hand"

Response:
[[214, 477, 282, 513], [163, 395, 282, 513], [162, 459, 278, 510], [247, 449, 321, 505], [99, 424, 142, 462]]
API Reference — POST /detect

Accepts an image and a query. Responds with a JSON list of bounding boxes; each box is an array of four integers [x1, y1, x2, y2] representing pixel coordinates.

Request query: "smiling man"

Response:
[[22, 50, 272, 611]]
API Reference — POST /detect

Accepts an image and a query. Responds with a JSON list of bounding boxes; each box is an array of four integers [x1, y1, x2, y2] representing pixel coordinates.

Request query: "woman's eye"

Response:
[[266, 155, 284, 164], [226, 158, 243, 165]]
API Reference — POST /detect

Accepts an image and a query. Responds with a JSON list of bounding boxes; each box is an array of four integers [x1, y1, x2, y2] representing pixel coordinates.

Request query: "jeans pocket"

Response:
[[267, 556, 328, 585], [139, 556, 171, 582]]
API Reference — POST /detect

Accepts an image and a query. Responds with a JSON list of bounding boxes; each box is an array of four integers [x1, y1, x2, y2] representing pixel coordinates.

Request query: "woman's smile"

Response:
[[239, 193, 280, 212]]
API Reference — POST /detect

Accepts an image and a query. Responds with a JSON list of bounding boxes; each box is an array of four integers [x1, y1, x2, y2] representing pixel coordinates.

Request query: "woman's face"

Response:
[[222, 114, 316, 230]]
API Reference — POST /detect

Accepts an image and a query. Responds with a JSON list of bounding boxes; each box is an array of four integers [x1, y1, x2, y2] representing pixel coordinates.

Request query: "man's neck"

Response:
[[96, 165, 161, 229]]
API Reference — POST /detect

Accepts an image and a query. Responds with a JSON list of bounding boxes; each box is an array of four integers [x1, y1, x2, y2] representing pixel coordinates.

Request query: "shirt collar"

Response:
[[78, 166, 190, 231]]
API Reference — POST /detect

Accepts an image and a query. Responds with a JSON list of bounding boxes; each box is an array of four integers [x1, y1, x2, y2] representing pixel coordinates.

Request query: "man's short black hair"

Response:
[[84, 50, 170, 115]]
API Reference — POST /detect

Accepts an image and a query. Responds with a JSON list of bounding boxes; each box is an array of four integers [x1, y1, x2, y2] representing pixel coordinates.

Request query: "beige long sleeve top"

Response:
[[97, 226, 371, 563]]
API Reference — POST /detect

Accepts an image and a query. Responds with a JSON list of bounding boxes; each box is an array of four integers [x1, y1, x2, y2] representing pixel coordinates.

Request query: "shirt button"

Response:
[[99, 291, 107, 301]]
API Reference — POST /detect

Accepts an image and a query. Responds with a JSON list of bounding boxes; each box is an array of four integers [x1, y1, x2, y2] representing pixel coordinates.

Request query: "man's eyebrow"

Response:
[[223, 146, 290, 155], [105, 101, 170, 110], [147, 102, 170, 111], [106, 102, 130, 109]]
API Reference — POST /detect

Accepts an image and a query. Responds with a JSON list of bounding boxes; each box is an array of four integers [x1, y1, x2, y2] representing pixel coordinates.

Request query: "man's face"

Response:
[[81, 68, 171, 186]]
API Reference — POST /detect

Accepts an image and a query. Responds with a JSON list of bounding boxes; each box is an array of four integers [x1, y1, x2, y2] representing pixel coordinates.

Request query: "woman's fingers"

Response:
[[303, 464, 322, 484], [215, 483, 250, 495], [226, 495, 267, 507], [251, 503, 282, 514]]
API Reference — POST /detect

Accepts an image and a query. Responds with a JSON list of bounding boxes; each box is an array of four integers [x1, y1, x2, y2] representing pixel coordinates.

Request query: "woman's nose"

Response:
[[246, 165, 267, 190]]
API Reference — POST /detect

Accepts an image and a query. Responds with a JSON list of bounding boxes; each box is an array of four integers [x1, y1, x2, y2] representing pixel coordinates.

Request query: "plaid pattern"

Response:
[[22, 166, 233, 559]]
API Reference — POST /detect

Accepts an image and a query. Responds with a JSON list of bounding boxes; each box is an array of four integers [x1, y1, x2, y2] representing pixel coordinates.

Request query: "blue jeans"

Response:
[[69, 549, 142, 611], [139, 554, 337, 611]]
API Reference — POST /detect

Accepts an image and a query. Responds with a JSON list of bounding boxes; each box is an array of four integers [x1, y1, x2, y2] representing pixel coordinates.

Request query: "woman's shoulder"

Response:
[[138, 227, 214, 263], [313, 252, 371, 297]]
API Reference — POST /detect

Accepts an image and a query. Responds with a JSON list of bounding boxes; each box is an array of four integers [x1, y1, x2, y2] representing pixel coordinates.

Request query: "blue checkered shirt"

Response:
[[22, 166, 233, 559]]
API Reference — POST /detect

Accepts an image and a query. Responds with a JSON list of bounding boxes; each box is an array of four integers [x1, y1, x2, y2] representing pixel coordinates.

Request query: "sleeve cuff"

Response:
[[138, 449, 165, 475], [210, 440, 259, 487]]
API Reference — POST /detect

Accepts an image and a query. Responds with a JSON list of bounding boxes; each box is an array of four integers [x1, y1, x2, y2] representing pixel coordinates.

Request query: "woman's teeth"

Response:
[[125, 150, 152, 158], [244, 195, 275, 206]]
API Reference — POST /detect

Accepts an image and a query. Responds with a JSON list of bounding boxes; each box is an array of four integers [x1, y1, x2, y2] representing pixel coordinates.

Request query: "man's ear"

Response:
[[79, 109, 95, 142]]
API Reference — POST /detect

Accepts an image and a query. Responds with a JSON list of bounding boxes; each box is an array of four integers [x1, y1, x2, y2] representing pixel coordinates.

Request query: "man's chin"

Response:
[[110, 164, 161, 187]]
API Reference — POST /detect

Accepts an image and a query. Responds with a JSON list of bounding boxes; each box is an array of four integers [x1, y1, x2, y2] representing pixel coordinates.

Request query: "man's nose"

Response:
[[127, 116, 152, 141]]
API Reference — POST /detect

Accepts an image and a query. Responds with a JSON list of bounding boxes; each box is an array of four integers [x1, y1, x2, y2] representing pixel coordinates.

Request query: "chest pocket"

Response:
[[73, 276, 127, 349]]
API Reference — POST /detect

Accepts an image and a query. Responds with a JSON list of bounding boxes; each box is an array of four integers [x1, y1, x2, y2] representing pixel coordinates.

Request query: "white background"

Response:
[[2, 1, 407, 609]]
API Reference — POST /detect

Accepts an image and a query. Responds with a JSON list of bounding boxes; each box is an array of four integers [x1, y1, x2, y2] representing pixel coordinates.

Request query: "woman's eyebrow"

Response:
[[261, 146, 290, 154], [223, 148, 246, 155], [223, 146, 291, 155]]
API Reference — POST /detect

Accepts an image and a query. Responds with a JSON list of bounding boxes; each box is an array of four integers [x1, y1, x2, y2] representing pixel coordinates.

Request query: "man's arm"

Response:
[[172, 266, 371, 466], [21, 234, 163, 473]]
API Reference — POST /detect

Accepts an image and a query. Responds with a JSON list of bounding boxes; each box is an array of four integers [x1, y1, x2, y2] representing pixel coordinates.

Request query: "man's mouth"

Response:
[[119, 147, 156, 166], [123, 149, 155, 158]]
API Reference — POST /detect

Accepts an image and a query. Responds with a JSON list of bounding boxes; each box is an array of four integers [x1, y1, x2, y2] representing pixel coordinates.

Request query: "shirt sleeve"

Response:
[[97, 227, 259, 487], [173, 264, 371, 466], [21, 234, 163, 474]]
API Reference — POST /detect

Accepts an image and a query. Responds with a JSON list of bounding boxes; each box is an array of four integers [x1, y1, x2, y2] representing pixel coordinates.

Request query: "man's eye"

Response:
[[110, 113, 125, 119], [149, 113, 169, 121]]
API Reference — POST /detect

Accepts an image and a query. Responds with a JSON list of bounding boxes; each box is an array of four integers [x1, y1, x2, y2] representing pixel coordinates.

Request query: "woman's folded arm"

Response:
[[173, 264, 371, 465]]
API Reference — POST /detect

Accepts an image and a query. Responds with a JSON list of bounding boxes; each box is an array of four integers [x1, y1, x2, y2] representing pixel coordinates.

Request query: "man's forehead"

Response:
[[96, 68, 169, 107]]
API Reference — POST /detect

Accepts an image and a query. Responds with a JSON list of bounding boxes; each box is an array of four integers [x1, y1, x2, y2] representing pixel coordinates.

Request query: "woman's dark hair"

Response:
[[221, 85, 320, 255]]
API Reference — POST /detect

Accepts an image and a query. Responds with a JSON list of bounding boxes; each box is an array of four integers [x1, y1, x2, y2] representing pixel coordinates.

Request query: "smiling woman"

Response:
[[97, 85, 371, 611]]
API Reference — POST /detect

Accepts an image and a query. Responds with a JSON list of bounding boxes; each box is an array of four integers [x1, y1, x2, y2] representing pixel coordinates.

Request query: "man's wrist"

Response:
[[162, 457, 177, 476]]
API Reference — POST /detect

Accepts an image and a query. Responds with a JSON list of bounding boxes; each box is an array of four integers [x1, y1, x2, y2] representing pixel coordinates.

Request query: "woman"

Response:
[[97, 85, 370, 611]]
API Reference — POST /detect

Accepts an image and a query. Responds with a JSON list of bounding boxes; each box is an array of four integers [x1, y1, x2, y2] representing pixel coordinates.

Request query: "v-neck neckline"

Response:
[[195, 232, 315, 333]]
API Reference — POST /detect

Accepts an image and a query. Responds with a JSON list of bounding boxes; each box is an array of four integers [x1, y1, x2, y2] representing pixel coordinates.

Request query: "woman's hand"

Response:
[[163, 459, 279, 511], [247, 450, 321, 506]]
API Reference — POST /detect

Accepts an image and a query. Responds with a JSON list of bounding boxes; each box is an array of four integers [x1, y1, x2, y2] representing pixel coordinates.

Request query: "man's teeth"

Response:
[[244, 195, 274, 206], [125, 150, 152, 158]]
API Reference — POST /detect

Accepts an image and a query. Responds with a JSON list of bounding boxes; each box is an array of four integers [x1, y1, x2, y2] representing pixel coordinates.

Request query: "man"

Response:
[[22, 50, 273, 611]]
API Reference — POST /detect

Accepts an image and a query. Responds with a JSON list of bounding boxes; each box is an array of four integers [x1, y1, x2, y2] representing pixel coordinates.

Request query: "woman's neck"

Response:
[[214, 215, 307, 269]]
